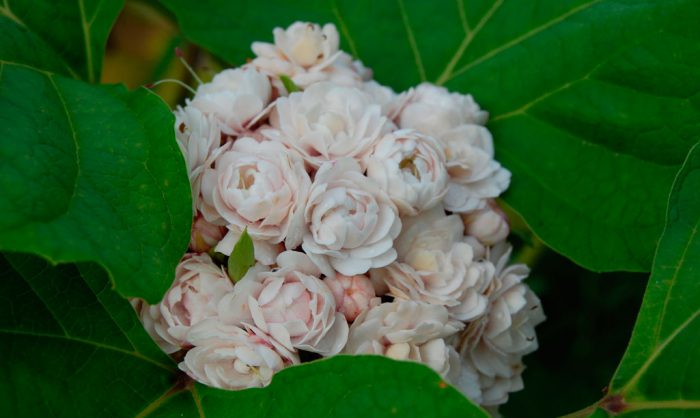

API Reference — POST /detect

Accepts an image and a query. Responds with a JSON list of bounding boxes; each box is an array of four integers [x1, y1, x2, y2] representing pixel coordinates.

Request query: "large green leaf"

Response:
[[561, 143, 700, 417], [0, 64, 190, 302], [607, 142, 700, 415], [0, 253, 178, 417], [0, 0, 124, 82], [161, 0, 700, 272], [0, 253, 486, 417]]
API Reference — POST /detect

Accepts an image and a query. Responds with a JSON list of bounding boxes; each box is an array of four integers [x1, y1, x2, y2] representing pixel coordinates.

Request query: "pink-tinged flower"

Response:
[[398, 83, 488, 136], [374, 254, 494, 322], [380, 206, 495, 321], [251, 22, 365, 92], [438, 124, 511, 213], [394, 205, 463, 259], [302, 158, 402, 277], [199, 137, 311, 248], [324, 274, 380, 322], [179, 319, 298, 390], [455, 247, 545, 407], [191, 67, 271, 136], [218, 251, 349, 355], [462, 200, 510, 246], [263, 82, 392, 169], [134, 254, 233, 353], [343, 300, 462, 380], [131, 298, 179, 354], [189, 212, 226, 253], [455, 359, 525, 408], [367, 129, 448, 215], [174, 105, 225, 213], [361, 81, 412, 121]]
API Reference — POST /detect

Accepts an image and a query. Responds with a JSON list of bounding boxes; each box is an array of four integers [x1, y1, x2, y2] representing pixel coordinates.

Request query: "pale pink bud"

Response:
[[325, 274, 378, 322], [189, 212, 226, 253], [462, 201, 510, 246]]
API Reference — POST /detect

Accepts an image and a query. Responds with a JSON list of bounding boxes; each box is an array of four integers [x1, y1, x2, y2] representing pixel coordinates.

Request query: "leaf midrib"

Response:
[[443, 0, 604, 83], [77, 0, 94, 83], [1, 328, 174, 371], [435, 0, 503, 85], [0, 0, 22, 27], [614, 222, 700, 396]]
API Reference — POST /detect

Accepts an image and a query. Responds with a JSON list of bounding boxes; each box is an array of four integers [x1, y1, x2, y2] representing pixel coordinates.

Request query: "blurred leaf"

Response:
[[0, 64, 191, 302], [162, 0, 700, 273], [227, 228, 255, 283], [0, 0, 125, 82]]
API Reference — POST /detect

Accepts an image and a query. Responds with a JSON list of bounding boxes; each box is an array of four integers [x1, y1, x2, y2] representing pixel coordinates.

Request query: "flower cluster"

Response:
[[134, 21, 544, 411]]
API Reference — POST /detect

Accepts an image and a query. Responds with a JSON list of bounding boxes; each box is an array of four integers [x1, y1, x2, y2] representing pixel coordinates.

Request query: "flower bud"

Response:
[[462, 202, 510, 246], [324, 274, 379, 322], [189, 213, 226, 253]]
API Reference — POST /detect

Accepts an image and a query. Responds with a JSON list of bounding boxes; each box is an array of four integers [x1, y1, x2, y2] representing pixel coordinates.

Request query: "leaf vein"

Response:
[[457, 0, 470, 34], [449, 0, 603, 81], [0, 328, 175, 371], [397, 0, 426, 81], [0, 0, 23, 27], [436, 0, 503, 85], [78, 0, 94, 83], [331, 0, 359, 58]]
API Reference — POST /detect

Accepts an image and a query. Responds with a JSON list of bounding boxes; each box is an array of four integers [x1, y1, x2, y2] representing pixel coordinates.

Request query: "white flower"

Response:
[[378, 207, 494, 321], [174, 105, 224, 213], [199, 137, 311, 248], [179, 319, 298, 390], [189, 212, 226, 253], [367, 129, 448, 215], [324, 274, 380, 322], [251, 22, 364, 92], [361, 81, 411, 120], [455, 361, 484, 405], [439, 124, 511, 213], [218, 251, 349, 355], [456, 359, 524, 407], [263, 82, 391, 168], [131, 298, 179, 354], [215, 228, 283, 267], [375, 251, 495, 322], [394, 205, 463, 259], [191, 67, 271, 136], [463, 235, 487, 261], [343, 300, 462, 380], [302, 158, 402, 277], [455, 248, 545, 406], [135, 254, 233, 353], [398, 83, 488, 136], [462, 201, 510, 246]]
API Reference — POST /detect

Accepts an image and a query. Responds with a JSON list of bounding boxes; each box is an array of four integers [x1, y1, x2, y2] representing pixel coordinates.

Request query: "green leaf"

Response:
[[162, 0, 700, 272], [0, 64, 191, 303], [227, 228, 255, 283], [280, 74, 301, 92], [0, 253, 486, 417], [606, 142, 700, 415], [0, 253, 178, 417], [192, 356, 488, 418], [562, 143, 700, 417], [0, 0, 125, 82]]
